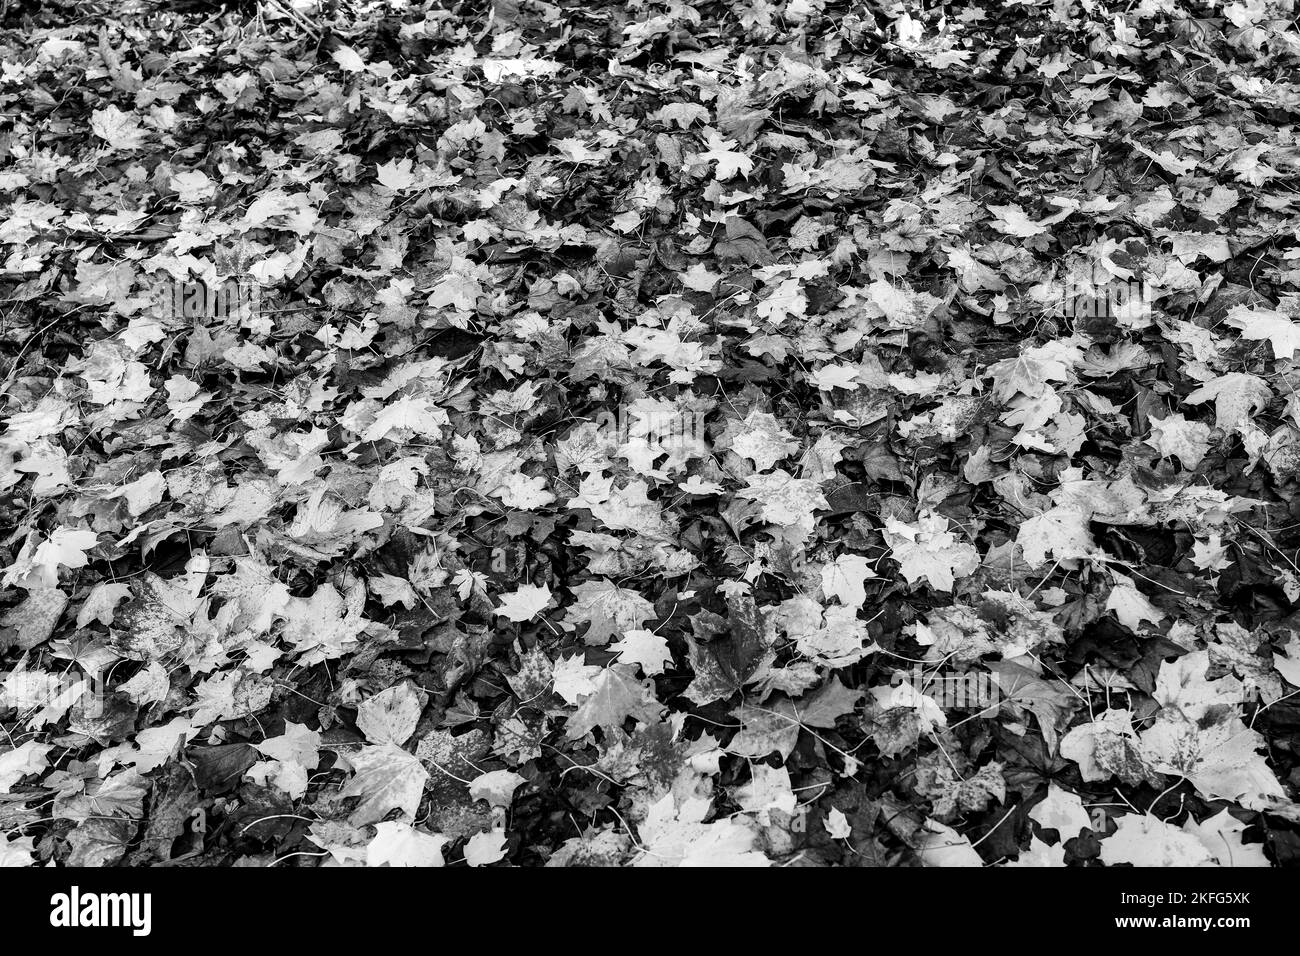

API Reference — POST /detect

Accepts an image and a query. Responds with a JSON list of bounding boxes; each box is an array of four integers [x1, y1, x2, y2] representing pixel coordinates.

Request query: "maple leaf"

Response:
[[554, 137, 608, 164], [427, 258, 484, 312], [1147, 412, 1211, 469], [1007, 837, 1066, 867], [736, 469, 828, 531], [1105, 573, 1166, 632], [553, 655, 602, 704], [169, 171, 214, 204], [1015, 506, 1097, 567], [1028, 784, 1092, 839], [795, 675, 864, 728], [0, 741, 52, 793], [608, 629, 673, 676], [1226, 305, 1300, 359], [465, 829, 509, 866], [825, 808, 852, 840], [682, 597, 775, 706], [653, 103, 709, 128], [989, 660, 1078, 753], [1152, 650, 1243, 720], [882, 512, 979, 591], [729, 699, 803, 758], [986, 203, 1049, 237], [506, 645, 554, 704], [115, 715, 204, 774], [375, 158, 417, 192], [547, 827, 632, 867], [725, 410, 798, 471], [468, 770, 526, 808], [330, 44, 367, 72], [756, 276, 806, 324], [917, 596, 1060, 663], [1141, 714, 1285, 811], [1100, 813, 1215, 866], [0, 588, 68, 653], [90, 105, 147, 150], [75, 582, 131, 628], [210, 556, 290, 636], [366, 822, 448, 867], [0, 834, 35, 868], [699, 130, 753, 180], [361, 396, 449, 443], [810, 364, 861, 391], [915, 820, 983, 867], [1182, 809, 1269, 867], [339, 743, 429, 826], [492, 472, 556, 510], [589, 479, 672, 537], [306, 821, 369, 865], [820, 553, 875, 606], [987, 351, 1072, 401], [368, 572, 418, 609], [111, 571, 206, 663], [0, 656, 84, 727], [453, 568, 489, 602], [284, 490, 383, 559], [187, 672, 241, 723], [1133, 652, 1285, 809], [282, 580, 369, 664], [2, 526, 98, 590], [774, 597, 875, 666], [565, 665, 665, 740], [566, 578, 655, 645], [357, 682, 424, 746], [914, 754, 1005, 821], [734, 762, 796, 824], [1185, 372, 1271, 431], [1274, 635, 1300, 690], [868, 683, 945, 755], [108, 470, 166, 516], [1060, 708, 1159, 787], [634, 794, 769, 867], [678, 262, 720, 292], [495, 583, 553, 622], [1191, 534, 1232, 573], [254, 721, 322, 771], [118, 662, 170, 707]]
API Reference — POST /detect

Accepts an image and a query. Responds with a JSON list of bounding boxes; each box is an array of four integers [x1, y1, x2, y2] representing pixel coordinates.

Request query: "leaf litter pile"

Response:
[[5, 0, 1300, 868]]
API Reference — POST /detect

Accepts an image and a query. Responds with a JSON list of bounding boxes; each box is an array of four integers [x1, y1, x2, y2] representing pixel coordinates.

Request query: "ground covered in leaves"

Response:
[[4, 0, 1300, 867]]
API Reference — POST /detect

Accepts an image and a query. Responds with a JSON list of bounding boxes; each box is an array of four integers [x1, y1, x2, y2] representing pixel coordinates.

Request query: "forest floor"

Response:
[[3, 0, 1300, 867]]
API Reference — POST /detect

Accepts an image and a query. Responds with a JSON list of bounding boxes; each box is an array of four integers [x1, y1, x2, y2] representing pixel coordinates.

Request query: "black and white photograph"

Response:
[[0, 0, 1294, 932]]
